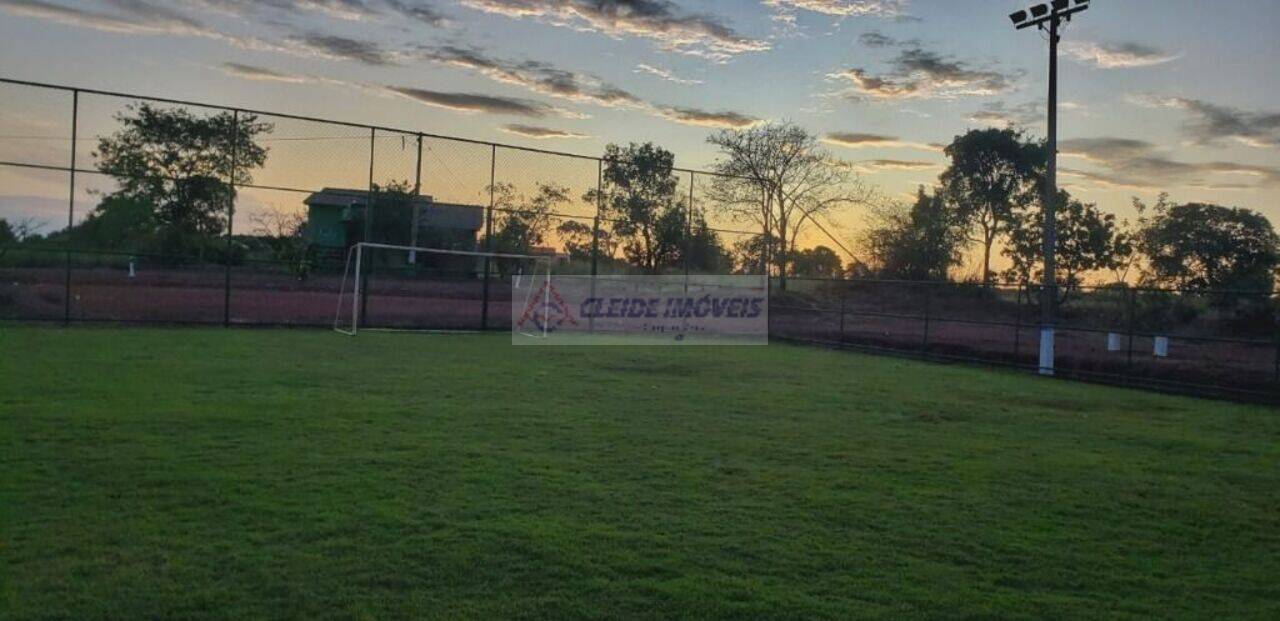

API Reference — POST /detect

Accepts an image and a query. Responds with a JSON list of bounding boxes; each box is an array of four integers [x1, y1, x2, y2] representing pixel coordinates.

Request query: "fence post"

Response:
[[64, 89, 78, 326], [838, 284, 846, 340], [921, 281, 933, 357], [589, 159, 602, 334], [686, 169, 696, 290], [480, 144, 495, 330], [1126, 287, 1137, 374], [1012, 283, 1023, 363], [223, 109, 239, 328], [359, 127, 375, 328], [409, 134, 423, 262], [1272, 293, 1278, 385]]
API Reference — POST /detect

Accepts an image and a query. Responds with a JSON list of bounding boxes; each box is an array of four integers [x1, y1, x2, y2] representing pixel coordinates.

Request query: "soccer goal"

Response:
[[333, 242, 554, 336]]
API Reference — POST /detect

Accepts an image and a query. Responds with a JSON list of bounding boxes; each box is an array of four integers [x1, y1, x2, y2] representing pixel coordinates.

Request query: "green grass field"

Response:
[[3, 327, 1278, 619]]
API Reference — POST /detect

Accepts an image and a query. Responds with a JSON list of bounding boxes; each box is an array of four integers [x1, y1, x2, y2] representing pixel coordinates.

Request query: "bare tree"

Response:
[[251, 209, 312, 279], [705, 122, 870, 289]]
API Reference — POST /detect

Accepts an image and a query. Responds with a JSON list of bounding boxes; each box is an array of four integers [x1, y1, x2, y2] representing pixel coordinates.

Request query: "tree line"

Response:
[[4, 105, 1272, 294], [862, 127, 1280, 295]]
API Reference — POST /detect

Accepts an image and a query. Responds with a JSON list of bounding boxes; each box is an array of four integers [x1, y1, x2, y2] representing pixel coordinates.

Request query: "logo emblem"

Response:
[[516, 280, 578, 333]]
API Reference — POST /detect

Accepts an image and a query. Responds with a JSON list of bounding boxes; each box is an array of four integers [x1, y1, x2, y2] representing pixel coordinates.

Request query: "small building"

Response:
[[302, 188, 484, 252]]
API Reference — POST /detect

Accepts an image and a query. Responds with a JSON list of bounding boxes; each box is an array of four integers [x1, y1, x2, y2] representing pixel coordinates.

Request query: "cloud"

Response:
[[219, 62, 313, 83], [1058, 137, 1280, 190], [832, 46, 1017, 100], [656, 107, 760, 128], [1062, 41, 1179, 69], [499, 124, 589, 139], [418, 45, 757, 128], [1131, 95, 1280, 149], [634, 63, 702, 85], [0, 0, 332, 57], [765, 0, 906, 18], [851, 158, 937, 172], [385, 86, 562, 117], [858, 31, 897, 47], [418, 45, 643, 108], [0, 0, 206, 35], [822, 132, 942, 152], [456, 0, 768, 61], [289, 33, 403, 65], [967, 101, 1040, 127], [195, 0, 448, 26]]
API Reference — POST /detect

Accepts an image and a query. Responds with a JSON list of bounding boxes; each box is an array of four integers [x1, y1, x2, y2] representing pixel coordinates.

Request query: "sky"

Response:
[[1, 0, 1278, 271]]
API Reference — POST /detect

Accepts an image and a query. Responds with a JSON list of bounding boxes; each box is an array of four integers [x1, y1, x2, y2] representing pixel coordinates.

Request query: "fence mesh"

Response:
[[1, 78, 1276, 402]]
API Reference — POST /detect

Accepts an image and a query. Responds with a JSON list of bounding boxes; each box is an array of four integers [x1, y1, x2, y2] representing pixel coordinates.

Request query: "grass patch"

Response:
[[2, 327, 1278, 619]]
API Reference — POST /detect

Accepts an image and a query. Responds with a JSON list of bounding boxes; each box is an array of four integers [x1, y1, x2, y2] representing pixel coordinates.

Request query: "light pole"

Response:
[[1010, 0, 1090, 376]]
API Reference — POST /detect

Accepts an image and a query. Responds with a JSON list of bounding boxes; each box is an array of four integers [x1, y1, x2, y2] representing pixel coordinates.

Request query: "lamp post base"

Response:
[[1039, 327, 1056, 376]]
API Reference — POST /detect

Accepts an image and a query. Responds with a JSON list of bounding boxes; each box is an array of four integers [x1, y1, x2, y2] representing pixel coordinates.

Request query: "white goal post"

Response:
[[333, 241, 554, 336]]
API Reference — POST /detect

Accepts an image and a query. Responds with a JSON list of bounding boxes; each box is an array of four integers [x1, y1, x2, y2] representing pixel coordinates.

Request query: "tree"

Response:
[[791, 245, 844, 279], [705, 122, 870, 289], [252, 208, 312, 279], [1003, 189, 1132, 299], [1134, 197, 1279, 293], [584, 142, 680, 273], [64, 196, 156, 253], [484, 181, 568, 274], [862, 187, 965, 281], [556, 219, 619, 264], [940, 128, 1045, 286], [0, 217, 44, 260], [94, 103, 271, 259], [651, 203, 733, 273]]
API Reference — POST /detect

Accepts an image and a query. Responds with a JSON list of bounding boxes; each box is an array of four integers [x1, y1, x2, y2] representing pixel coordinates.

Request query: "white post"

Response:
[[1039, 328, 1054, 376], [352, 242, 363, 335]]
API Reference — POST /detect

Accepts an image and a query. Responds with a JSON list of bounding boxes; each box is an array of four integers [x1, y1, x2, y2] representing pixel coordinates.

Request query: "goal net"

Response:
[[333, 242, 553, 335]]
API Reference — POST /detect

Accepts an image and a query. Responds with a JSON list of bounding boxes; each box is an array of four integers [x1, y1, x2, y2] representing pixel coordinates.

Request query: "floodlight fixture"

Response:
[[1030, 4, 1048, 18], [1009, 9, 1027, 25]]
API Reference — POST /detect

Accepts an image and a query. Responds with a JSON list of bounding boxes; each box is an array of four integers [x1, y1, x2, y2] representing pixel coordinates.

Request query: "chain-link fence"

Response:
[[2, 77, 1277, 403]]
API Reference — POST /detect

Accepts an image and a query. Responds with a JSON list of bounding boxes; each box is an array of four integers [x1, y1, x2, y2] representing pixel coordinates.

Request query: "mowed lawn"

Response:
[[2, 328, 1278, 620]]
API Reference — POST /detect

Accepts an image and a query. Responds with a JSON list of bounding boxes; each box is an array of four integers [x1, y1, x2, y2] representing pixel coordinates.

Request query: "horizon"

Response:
[[2, 0, 1278, 277]]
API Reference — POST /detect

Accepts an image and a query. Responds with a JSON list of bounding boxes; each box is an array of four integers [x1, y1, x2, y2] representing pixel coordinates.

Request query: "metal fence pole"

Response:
[[1126, 287, 1137, 374], [589, 159, 602, 334], [1012, 283, 1023, 363], [686, 166, 696, 288], [409, 134, 423, 262], [223, 109, 239, 328], [359, 127, 375, 328], [63, 90, 78, 326], [480, 144, 495, 330], [838, 285, 846, 340], [1272, 294, 1278, 384], [921, 281, 933, 357]]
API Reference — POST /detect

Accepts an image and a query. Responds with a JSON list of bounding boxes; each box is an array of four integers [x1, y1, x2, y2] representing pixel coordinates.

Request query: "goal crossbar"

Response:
[[334, 242, 553, 336]]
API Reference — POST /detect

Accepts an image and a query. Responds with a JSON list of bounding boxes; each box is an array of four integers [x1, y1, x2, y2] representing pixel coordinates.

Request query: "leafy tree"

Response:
[[706, 122, 870, 288], [483, 181, 568, 275], [940, 128, 1045, 286], [731, 234, 774, 275], [863, 187, 965, 281], [791, 246, 845, 279], [94, 103, 271, 259], [583, 142, 680, 273], [1134, 197, 1279, 292], [0, 217, 44, 260], [362, 180, 416, 247], [1003, 189, 1132, 299], [651, 203, 733, 273], [556, 219, 619, 263], [65, 196, 156, 252]]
